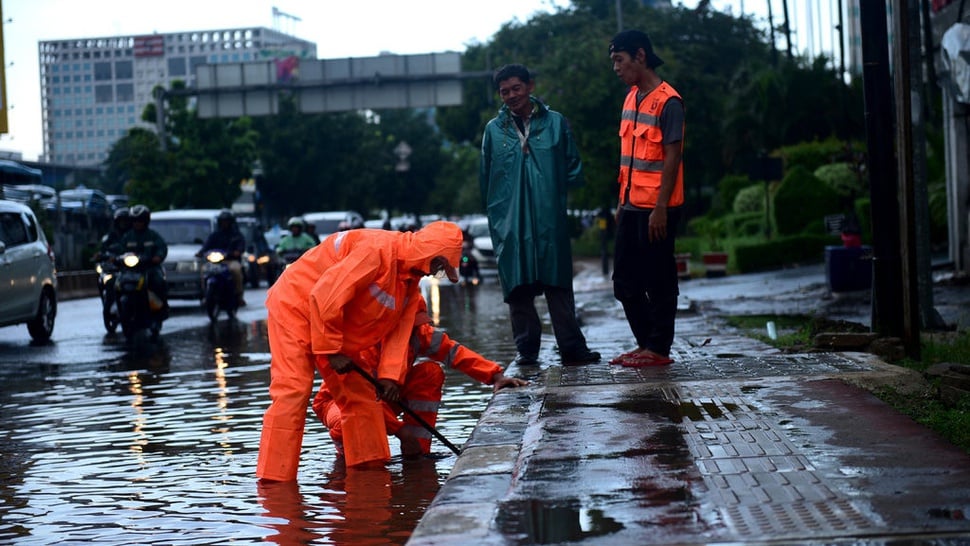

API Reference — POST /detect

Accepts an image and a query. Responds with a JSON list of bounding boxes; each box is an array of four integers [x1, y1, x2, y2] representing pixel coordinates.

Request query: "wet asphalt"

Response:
[[407, 262, 970, 546]]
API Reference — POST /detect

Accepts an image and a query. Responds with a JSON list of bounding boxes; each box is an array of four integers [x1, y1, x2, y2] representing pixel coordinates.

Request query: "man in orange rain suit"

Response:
[[256, 221, 466, 482], [312, 299, 529, 458]]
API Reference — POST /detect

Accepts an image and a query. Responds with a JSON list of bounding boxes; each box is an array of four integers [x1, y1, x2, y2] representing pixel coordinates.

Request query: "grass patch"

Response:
[[724, 313, 970, 455], [723, 314, 869, 352]]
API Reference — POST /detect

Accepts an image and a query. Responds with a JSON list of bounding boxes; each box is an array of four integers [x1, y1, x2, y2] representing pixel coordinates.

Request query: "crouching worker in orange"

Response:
[[312, 300, 529, 459], [256, 221, 467, 482]]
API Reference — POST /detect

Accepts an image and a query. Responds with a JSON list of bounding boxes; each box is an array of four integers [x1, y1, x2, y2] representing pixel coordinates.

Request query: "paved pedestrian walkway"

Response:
[[408, 262, 970, 545]]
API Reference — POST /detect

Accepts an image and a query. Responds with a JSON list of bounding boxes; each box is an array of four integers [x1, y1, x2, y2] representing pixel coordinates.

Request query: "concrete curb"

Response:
[[56, 270, 99, 301]]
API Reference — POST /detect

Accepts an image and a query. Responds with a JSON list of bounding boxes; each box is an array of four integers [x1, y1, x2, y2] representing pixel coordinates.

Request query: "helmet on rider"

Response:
[[113, 207, 132, 230], [287, 216, 305, 231], [130, 205, 151, 226], [217, 209, 235, 230]]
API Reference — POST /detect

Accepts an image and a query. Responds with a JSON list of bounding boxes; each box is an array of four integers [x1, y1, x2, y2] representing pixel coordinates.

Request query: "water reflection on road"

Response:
[[0, 278, 521, 545]]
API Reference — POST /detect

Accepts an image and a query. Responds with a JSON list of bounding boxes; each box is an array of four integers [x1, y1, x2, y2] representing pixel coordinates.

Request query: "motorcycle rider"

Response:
[[275, 216, 317, 262], [98, 208, 132, 260], [120, 204, 169, 317], [197, 209, 247, 306], [94, 208, 133, 317]]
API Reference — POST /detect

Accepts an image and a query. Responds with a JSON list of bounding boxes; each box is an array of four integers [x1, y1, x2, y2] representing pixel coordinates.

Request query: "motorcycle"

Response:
[[459, 241, 481, 286], [246, 246, 281, 288], [114, 252, 164, 343], [95, 255, 121, 333], [202, 249, 239, 322], [278, 249, 305, 270]]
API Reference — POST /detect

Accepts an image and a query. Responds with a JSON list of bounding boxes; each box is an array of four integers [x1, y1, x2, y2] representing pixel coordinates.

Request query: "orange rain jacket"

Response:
[[312, 301, 504, 455], [256, 221, 463, 481]]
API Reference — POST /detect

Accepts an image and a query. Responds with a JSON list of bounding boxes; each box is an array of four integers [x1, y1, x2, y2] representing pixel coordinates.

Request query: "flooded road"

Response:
[[0, 277, 527, 545]]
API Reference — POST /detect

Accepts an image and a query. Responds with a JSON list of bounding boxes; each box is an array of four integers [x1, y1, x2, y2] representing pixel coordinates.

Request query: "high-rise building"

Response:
[[38, 28, 316, 166]]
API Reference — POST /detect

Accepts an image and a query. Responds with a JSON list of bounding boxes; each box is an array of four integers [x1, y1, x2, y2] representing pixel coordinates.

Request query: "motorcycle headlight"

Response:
[[207, 251, 226, 263], [257, 255, 271, 265], [123, 254, 140, 268]]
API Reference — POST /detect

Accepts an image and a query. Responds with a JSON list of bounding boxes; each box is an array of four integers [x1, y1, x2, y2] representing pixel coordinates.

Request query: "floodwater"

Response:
[[0, 277, 523, 545]]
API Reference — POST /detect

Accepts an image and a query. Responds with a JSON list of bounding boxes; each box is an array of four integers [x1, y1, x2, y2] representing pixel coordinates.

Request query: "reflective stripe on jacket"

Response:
[[617, 82, 684, 208]]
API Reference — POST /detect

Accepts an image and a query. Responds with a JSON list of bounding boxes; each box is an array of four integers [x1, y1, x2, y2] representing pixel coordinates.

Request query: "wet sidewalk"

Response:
[[408, 263, 970, 545]]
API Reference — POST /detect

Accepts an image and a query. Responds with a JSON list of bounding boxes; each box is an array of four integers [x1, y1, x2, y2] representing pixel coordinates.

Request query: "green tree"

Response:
[[105, 81, 259, 211]]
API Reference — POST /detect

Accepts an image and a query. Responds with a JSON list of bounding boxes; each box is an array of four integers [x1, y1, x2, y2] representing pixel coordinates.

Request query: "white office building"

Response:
[[38, 28, 316, 166]]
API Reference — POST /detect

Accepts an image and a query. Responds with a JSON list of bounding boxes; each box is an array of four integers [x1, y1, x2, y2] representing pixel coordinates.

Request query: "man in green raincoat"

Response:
[[479, 63, 600, 367]]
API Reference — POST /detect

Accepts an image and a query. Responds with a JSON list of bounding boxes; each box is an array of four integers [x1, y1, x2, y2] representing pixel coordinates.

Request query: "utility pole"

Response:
[[858, 0, 912, 351], [836, 0, 846, 80], [767, 0, 778, 66], [781, 0, 793, 60], [896, 0, 940, 335]]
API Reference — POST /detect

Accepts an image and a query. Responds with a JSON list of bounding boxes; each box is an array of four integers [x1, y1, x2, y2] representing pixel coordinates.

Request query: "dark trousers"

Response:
[[508, 283, 588, 359], [612, 207, 681, 356]]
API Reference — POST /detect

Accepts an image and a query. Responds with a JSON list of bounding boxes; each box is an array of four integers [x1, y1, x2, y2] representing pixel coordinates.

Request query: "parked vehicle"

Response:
[[105, 194, 130, 213], [201, 249, 239, 321], [95, 256, 121, 333], [114, 252, 164, 343], [59, 186, 110, 218], [0, 199, 57, 342], [2, 183, 57, 210], [302, 210, 364, 240]]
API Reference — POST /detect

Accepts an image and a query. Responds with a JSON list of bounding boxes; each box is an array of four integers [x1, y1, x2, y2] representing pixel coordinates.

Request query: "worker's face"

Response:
[[611, 50, 641, 86], [498, 76, 535, 118], [423, 256, 459, 283]]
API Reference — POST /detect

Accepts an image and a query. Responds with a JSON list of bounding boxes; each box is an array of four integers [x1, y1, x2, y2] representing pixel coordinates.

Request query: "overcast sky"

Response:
[[1, 0, 835, 163]]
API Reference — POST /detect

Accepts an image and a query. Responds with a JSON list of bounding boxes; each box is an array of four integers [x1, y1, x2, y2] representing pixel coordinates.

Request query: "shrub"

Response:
[[734, 233, 841, 272], [773, 165, 842, 236], [814, 162, 866, 198], [723, 211, 766, 238], [712, 174, 754, 215], [733, 183, 767, 213], [779, 137, 849, 173]]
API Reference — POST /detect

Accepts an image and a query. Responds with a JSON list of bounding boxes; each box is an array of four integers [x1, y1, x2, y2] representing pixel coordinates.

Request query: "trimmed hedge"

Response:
[[734, 233, 841, 273], [773, 165, 842, 236]]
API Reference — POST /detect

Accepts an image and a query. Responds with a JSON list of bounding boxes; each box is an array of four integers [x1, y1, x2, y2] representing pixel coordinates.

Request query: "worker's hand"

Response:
[[377, 379, 401, 402], [491, 372, 529, 392], [648, 206, 668, 242], [328, 354, 353, 374]]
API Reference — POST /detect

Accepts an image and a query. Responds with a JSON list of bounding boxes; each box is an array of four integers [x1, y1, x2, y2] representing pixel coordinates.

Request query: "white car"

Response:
[[463, 216, 498, 276], [0, 200, 57, 341], [302, 210, 365, 239], [151, 209, 224, 300]]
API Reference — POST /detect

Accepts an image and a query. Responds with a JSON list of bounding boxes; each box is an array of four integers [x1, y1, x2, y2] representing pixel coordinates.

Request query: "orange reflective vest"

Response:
[[617, 82, 684, 208]]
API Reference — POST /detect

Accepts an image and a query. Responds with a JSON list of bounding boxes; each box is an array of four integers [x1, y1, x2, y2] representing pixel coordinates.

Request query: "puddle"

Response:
[[497, 499, 624, 544]]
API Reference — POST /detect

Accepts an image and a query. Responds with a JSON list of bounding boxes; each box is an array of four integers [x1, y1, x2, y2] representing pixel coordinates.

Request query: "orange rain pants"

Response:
[[314, 361, 445, 456], [256, 222, 464, 481], [312, 304, 503, 457]]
